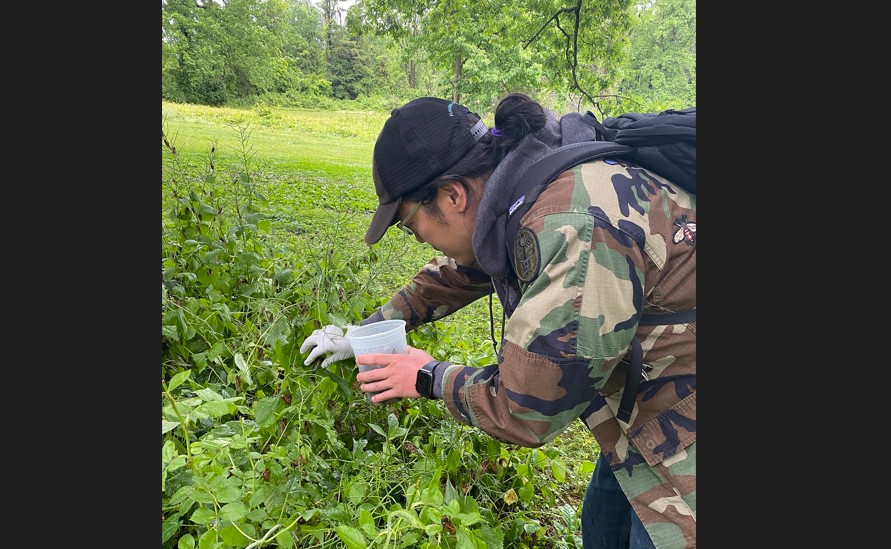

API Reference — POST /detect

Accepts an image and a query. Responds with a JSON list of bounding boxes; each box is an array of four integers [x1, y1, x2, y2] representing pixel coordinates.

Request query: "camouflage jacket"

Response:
[[365, 156, 696, 547]]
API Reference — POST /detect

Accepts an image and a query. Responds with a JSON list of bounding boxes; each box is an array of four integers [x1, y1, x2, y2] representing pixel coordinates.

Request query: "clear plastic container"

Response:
[[346, 320, 408, 399]]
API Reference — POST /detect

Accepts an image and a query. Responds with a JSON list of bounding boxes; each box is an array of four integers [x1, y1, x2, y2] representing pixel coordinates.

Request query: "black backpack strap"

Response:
[[616, 309, 696, 423], [617, 336, 644, 423], [581, 111, 617, 140], [639, 309, 696, 326]]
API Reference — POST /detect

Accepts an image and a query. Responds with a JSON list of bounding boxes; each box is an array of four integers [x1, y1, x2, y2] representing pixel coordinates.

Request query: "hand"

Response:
[[355, 347, 435, 402], [300, 324, 358, 368]]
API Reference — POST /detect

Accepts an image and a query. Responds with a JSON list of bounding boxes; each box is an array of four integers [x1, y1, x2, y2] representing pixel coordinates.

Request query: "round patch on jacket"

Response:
[[514, 227, 540, 282]]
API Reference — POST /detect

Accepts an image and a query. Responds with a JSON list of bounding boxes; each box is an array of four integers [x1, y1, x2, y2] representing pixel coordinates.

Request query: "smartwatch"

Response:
[[415, 361, 440, 398]]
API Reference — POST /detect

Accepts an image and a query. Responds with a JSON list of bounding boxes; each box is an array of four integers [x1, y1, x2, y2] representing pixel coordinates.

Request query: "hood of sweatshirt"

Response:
[[472, 110, 598, 279]]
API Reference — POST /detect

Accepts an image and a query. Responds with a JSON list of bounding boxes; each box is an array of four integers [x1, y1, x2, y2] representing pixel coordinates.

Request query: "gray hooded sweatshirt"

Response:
[[471, 109, 599, 313]]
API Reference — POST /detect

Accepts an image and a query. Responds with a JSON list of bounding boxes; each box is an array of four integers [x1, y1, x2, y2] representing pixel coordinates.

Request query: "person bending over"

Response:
[[302, 93, 696, 549]]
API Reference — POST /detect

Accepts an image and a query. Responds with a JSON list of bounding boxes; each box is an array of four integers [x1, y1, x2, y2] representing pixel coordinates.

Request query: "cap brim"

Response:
[[364, 198, 402, 245]]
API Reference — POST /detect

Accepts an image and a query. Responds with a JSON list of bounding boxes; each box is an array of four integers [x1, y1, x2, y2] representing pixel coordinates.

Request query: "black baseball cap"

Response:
[[364, 97, 488, 245]]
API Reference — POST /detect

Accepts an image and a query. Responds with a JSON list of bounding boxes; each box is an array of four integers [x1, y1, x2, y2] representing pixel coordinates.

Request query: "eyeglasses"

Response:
[[396, 200, 425, 236]]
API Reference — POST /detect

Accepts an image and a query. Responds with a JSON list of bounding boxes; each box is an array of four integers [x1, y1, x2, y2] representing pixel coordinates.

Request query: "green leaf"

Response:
[[347, 480, 367, 503], [334, 524, 367, 548], [534, 449, 546, 469], [316, 376, 337, 400], [397, 531, 421, 548], [518, 481, 534, 502], [161, 440, 187, 491], [456, 526, 488, 549], [315, 367, 352, 395], [386, 412, 407, 438], [446, 447, 461, 471], [453, 510, 483, 527], [161, 439, 177, 464], [162, 455, 187, 490], [162, 420, 180, 434], [162, 323, 179, 340], [253, 396, 279, 428], [190, 488, 215, 505], [161, 513, 182, 544], [579, 459, 596, 475], [176, 533, 195, 549], [168, 370, 191, 392], [208, 477, 242, 503], [442, 476, 458, 503], [176, 309, 195, 340], [358, 507, 375, 536], [219, 524, 249, 546], [190, 506, 216, 525], [275, 530, 295, 548], [219, 501, 247, 521], [197, 529, 218, 549], [550, 459, 566, 482], [195, 387, 224, 401], [169, 485, 194, 506], [475, 524, 504, 548], [195, 400, 232, 418], [234, 353, 253, 384]]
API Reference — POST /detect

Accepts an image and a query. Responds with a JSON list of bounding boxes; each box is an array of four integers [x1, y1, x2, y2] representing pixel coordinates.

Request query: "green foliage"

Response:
[[163, 0, 316, 105], [327, 26, 378, 100], [617, 0, 696, 111], [162, 104, 597, 548], [163, 0, 695, 115], [350, 0, 638, 115]]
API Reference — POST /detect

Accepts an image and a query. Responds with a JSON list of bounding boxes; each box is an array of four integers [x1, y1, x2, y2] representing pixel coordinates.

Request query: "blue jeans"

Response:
[[582, 453, 656, 549]]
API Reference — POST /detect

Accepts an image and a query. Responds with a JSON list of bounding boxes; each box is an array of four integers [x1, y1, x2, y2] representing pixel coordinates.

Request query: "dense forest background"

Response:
[[161, 0, 695, 116]]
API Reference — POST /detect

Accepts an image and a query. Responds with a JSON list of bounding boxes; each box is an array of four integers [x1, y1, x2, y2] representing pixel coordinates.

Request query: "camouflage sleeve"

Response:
[[439, 160, 696, 452], [362, 256, 493, 332]]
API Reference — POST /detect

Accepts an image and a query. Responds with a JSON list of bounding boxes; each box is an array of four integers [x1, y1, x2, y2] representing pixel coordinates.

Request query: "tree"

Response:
[[162, 0, 324, 104], [162, 0, 229, 104], [345, 0, 428, 92], [276, 0, 329, 95], [328, 26, 377, 99], [162, 0, 695, 112], [618, 0, 696, 111], [347, 0, 636, 113]]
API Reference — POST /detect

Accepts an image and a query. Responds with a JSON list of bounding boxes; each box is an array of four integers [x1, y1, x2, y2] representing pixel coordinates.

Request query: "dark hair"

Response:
[[405, 92, 547, 213]]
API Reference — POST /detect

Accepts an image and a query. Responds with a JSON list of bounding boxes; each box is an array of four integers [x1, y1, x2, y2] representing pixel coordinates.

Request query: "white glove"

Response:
[[300, 324, 358, 368]]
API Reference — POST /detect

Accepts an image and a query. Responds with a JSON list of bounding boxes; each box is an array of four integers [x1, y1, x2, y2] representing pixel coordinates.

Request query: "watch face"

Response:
[[415, 368, 433, 397]]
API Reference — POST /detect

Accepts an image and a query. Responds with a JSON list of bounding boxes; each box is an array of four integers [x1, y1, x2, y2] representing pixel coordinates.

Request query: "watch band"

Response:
[[416, 360, 441, 398]]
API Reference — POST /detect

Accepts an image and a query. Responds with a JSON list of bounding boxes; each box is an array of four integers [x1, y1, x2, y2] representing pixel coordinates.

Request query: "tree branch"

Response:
[[522, 1, 599, 109]]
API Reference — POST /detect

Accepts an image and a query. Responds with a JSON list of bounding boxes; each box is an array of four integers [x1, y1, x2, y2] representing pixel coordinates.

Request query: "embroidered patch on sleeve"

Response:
[[514, 227, 541, 282], [672, 214, 696, 246]]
